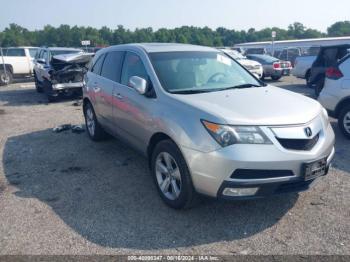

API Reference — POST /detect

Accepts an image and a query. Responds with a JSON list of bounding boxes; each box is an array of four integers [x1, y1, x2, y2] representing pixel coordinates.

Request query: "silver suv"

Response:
[[83, 43, 335, 209]]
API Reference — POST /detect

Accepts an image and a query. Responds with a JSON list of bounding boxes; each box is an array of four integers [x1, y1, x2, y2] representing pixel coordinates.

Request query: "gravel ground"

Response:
[[0, 76, 349, 255]]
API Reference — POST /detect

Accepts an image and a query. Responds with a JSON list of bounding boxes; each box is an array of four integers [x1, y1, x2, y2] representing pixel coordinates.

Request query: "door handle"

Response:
[[113, 93, 123, 99]]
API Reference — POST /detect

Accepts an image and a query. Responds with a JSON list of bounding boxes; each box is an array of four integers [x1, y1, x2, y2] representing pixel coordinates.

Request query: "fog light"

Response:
[[223, 187, 259, 197]]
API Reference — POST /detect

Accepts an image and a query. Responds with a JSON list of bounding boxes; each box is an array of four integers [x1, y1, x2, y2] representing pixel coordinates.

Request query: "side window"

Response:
[[42, 50, 49, 62], [6, 48, 25, 57], [100, 51, 125, 82], [1, 48, 8, 56], [91, 54, 105, 75], [121, 52, 148, 86]]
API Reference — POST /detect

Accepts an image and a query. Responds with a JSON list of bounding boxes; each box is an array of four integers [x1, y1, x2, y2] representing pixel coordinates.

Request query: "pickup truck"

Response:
[[0, 47, 38, 85], [292, 55, 316, 85]]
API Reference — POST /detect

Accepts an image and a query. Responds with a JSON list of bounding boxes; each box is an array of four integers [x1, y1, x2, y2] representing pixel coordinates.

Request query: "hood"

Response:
[[238, 59, 261, 67], [52, 52, 94, 64], [173, 85, 322, 125]]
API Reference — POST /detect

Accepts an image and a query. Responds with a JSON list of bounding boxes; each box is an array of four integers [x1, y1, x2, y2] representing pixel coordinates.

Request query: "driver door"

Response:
[[112, 52, 156, 152]]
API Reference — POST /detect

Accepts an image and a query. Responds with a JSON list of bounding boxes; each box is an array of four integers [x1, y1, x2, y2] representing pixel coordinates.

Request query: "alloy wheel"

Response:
[[343, 112, 350, 134], [155, 152, 182, 200], [86, 107, 95, 137]]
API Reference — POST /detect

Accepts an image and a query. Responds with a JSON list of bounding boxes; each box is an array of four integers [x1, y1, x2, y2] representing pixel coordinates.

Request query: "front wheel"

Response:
[[151, 140, 197, 209], [339, 105, 350, 139], [34, 74, 43, 93]]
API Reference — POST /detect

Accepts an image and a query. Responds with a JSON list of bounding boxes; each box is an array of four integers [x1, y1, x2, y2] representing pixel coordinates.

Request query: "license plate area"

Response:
[[303, 158, 327, 181]]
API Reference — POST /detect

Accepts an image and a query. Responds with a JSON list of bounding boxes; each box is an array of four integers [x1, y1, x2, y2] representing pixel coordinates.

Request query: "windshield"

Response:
[[149, 51, 261, 94], [28, 48, 38, 58]]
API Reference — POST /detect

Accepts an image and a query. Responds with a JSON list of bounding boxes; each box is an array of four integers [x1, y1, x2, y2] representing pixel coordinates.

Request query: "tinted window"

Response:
[[100, 51, 124, 82], [91, 54, 105, 75], [28, 48, 38, 58], [121, 52, 148, 85], [6, 48, 25, 57], [150, 51, 260, 93]]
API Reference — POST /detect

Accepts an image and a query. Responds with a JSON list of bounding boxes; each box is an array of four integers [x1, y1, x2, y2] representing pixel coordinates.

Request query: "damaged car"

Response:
[[34, 47, 94, 102], [308, 44, 350, 97]]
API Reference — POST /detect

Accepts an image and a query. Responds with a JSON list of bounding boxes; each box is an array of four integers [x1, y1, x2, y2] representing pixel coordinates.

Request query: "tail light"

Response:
[[273, 62, 281, 69], [326, 67, 343, 80], [286, 61, 292, 68]]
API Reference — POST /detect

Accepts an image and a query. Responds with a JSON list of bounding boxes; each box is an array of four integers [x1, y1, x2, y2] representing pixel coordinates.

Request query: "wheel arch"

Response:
[[0, 64, 13, 74], [335, 96, 350, 118], [147, 132, 177, 169]]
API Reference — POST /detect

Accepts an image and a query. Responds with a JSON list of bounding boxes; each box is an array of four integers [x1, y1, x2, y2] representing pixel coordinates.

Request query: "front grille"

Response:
[[231, 169, 294, 179], [276, 133, 319, 151]]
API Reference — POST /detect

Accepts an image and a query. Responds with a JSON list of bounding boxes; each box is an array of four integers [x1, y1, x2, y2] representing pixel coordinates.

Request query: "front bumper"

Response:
[[181, 121, 335, 198], [52, 82, 84, 91]]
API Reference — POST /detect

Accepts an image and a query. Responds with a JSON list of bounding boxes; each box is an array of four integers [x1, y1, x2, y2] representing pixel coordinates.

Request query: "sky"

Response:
[[0, 0, 349, 32]]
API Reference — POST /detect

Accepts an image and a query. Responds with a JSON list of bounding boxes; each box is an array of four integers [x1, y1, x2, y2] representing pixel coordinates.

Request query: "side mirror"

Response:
[[128, 76, 147, 95], [36, 58, 46, 64]]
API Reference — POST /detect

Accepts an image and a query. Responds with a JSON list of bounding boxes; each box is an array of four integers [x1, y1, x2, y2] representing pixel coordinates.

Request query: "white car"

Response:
[[221, 49, 263, 79], [318, 54, 350, 138], [292, 55, 316, 85], [0, 47, 38, 85]]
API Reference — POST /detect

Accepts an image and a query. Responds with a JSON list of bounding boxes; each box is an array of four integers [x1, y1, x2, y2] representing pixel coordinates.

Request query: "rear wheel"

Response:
[[151, 140, 197, 209], [271, 75, 281, 81], [339, 105, 350, 139], [83, 102, 109, 141], [0, 69, 12, 85]]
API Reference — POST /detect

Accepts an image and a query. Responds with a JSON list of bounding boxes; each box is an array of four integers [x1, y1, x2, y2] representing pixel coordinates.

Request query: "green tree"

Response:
[[328, 21, 350, 36]]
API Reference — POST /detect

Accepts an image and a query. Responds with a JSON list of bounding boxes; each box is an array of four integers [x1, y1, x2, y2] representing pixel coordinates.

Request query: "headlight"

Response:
[[202, 120, 272, 147]]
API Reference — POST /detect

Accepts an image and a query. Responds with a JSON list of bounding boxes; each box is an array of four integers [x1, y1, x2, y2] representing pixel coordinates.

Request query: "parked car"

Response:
[[83, 43, 335, 209], [34, 47, 93, 102], [244, 48, 267, 55], [292, 55, 317, 85], [246, 54, 292, 80], [221, 49, 263, 78], [0, 46, 38, 85], [318, 53, 350, 138], [278, 47, 302, 67], [309, 44, 350, 97]]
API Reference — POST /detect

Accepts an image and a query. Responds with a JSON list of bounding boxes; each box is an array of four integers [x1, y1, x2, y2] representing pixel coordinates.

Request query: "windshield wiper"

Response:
[[217, 83, 262, 91], [170, 89, 216, 94]]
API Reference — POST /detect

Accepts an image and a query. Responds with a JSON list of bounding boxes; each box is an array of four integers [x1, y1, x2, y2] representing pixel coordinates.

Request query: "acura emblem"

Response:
[[304, 127, 313, 137]]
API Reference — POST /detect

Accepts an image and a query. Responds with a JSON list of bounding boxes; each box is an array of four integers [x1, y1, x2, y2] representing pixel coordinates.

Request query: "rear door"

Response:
[[4, 48, 28, 74], [85, 53, 105, 117], [96, 51, 125, 127]]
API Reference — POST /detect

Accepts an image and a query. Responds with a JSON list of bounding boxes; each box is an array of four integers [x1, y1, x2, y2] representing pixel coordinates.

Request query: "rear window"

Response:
[[100, 51, 124, 82], [90, 54, 105, 75]]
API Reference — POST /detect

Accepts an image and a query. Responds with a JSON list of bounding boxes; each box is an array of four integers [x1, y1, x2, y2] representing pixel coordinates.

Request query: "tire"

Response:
[[151, 140, 197, 209], [83, 102, 109, 141], [271, 75, 281, 81], [0, 69, 13, 85], [338, 105, 350, 139], [34, 74, 43, 93]]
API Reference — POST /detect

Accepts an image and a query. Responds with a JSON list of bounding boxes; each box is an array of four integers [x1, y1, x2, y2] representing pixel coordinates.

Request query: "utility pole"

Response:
[[0, 47, 9, 85], [272, 31, 276, 57]]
